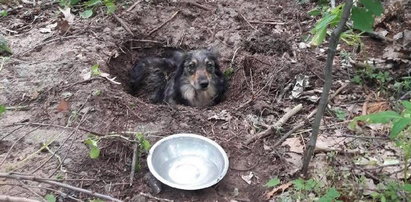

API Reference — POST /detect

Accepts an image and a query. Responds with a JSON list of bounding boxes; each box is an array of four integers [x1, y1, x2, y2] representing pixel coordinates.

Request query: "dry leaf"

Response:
[[57, 99, 70, 112], [367, 102, 390, 114], [265, 181, 292, 200], [56, 20, 70, 34], [58, 7, 74, 24], [282, 137, 304, 153], [241, 172, 254, 185]]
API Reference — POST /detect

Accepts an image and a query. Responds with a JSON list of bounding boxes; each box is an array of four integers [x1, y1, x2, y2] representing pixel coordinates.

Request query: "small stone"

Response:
[[103, 27, 111, 33]]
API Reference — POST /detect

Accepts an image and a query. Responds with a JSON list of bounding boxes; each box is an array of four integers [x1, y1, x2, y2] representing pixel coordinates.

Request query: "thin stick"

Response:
[[130, 142, 139, 185], [138, 192, 174, 202], [9, 122, 106, 137], [0, 195, 39, 202], [1, 125, 24, 141], [249, 20, 286, 25], [0, 173, 123, 202], [245, 104, 303, 145], [0, 126, 40, 167], [147, 11, 180, 36], [302, 0, 354, 177], [126, 0, 141, 12], [180, 1, 212, 11], [113, 14, 134, 36], [274, 83, 349, 150], [239, 13, 256, 30], [17, 36, 78, 57]]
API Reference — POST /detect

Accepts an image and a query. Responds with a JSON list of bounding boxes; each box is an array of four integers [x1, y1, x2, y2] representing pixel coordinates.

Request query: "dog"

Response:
[[130, 48, 226, 107]]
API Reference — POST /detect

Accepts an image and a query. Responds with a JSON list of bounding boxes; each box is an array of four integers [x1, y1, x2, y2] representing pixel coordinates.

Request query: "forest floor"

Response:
[[1, 0, 411, 201]]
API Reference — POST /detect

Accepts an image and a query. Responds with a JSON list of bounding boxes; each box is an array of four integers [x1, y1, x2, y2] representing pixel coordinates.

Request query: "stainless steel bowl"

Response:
[[147, 133, 229, 190]]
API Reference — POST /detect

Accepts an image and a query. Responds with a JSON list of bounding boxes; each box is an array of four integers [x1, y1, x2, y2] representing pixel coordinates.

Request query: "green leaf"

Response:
[[84, 138, 100, 159], [402, 101, 411, 111], [104, 0, 116, 14], [0, 35, 12, 55], [70, 0, 80, 5], [141, 139, 151, 152], [305, 179, 317, 191], [265, 178, 280, 187], [404, 184, 411, 192], [319, 188, 340, 202], [352, 6, 374, 32], [292, 179, 305, 190], [90, 64, 101, 76], [0, 10, 8, 17], [360, 0, 384, 16], [85, 0, 103, 7], [0, 105, 5, 116], [44, 194, 56, 202], [390, 118, 411, 138], [308, 8, 321, 16], [80, 9, 93, 19], [353, 111, 401, 124], [311, 13, 337, 33], [310, 25, 327, 46]]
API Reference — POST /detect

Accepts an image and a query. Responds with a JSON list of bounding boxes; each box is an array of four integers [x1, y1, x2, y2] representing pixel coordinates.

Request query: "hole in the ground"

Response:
[[107, 41, 186, 98]]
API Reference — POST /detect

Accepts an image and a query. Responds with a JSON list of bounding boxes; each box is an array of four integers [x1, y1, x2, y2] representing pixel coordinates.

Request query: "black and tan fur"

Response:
[[130, 48, 226, 107]]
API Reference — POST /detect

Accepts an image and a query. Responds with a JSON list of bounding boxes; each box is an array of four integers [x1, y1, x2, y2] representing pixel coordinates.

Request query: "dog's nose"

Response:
[[199, 80, 209, 89]]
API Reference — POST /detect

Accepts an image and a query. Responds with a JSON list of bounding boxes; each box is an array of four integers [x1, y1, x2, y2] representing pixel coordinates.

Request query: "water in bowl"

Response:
[[160, 155, 219, 186]]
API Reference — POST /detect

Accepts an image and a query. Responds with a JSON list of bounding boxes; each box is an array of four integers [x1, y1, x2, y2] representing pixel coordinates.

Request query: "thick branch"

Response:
[[301, 0, 354, 177]]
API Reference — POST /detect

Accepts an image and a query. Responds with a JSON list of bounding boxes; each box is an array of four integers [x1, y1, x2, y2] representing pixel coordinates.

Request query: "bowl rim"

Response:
[[147, 133, 229, 190]]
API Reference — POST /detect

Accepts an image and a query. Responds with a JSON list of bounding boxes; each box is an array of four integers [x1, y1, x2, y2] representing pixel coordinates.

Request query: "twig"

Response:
[[180, 1, 212, 11], [245, 104, 303, 145], [9, 122, 105, 136], [272, 71, 349, 162], [365, 31, 393, 43], [113, 14, 134, 36], [239, 13, 256, 30], [248, 20, 286, 25], [301, 0, 353, 177], [130, 142, 139, 185], [17, 36, 78, 57], [17, 180, 46, 202], [0, 126, 40, 167], [230, 47, 241, 69], [126, 0, 141, 12], [147, 11, 180, 36], [0, 125, 24, 141], [0, 173, 123, 202], [0, 195, 39, 202], [62, 77, 103, 89], [138, 192, 174, 202]]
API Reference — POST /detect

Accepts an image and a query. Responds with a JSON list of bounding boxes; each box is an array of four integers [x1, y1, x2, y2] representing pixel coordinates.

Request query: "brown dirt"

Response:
[[1, 0, 409, 201]]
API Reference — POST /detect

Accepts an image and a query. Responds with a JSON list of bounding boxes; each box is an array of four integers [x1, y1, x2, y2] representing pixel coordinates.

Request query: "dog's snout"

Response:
[[199, 79, 209, 89]]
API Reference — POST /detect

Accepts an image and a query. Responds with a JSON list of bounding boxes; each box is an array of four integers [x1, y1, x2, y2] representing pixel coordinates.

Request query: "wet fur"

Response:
[[130, 49, 226, 107]]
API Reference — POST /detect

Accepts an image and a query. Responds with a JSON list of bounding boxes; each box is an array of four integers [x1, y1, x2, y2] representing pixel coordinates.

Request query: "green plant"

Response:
[[370, 181, 411, 201], [59, 0, 116, 18], [309, 0, 383, 46], [84, 133, 151, 172], [350, 101, 411, 180], [44, 194, 57, 202], [265, 178, 281, 187], [351, 66, 392, 91], [332, 107, 347, 121], [90, 64, 101, 76], [0, 10, 7, 17], [0, 104, 5, 116], [393, 77, 411, 96]]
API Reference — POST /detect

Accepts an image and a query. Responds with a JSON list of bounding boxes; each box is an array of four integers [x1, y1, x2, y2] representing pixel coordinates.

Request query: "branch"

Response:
[[0, 173, 122, 202], [301, 0, 354, 177], [245, 104, 303, 145], [0, 195, 39, 202]]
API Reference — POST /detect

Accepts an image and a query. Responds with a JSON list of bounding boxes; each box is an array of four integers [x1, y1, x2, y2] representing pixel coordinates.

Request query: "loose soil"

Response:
[[1, 0, 409, 201]]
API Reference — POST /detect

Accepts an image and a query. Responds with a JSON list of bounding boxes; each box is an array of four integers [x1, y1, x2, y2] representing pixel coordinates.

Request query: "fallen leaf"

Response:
[[282, 137, 304, 153], [58, 7, 74, 24], [241, 172, 254, 185], [208, 110, 232, 121], [57, 99, 70, 112], [265, 181, 292, 199], [56, 20, 70, 35], [367, 102, 390, 114]]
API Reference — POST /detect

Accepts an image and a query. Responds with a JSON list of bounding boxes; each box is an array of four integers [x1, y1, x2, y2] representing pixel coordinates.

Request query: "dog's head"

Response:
[[182, 48, 220, 91]]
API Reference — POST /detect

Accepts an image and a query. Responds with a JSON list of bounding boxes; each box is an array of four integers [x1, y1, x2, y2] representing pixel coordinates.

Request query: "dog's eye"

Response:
[[206, 62, 214, 71], [187, 63, 195, 73]]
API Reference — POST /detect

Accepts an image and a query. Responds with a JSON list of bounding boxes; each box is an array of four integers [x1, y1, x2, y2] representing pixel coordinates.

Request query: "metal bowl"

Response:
[[147, 133, 229, 190]]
